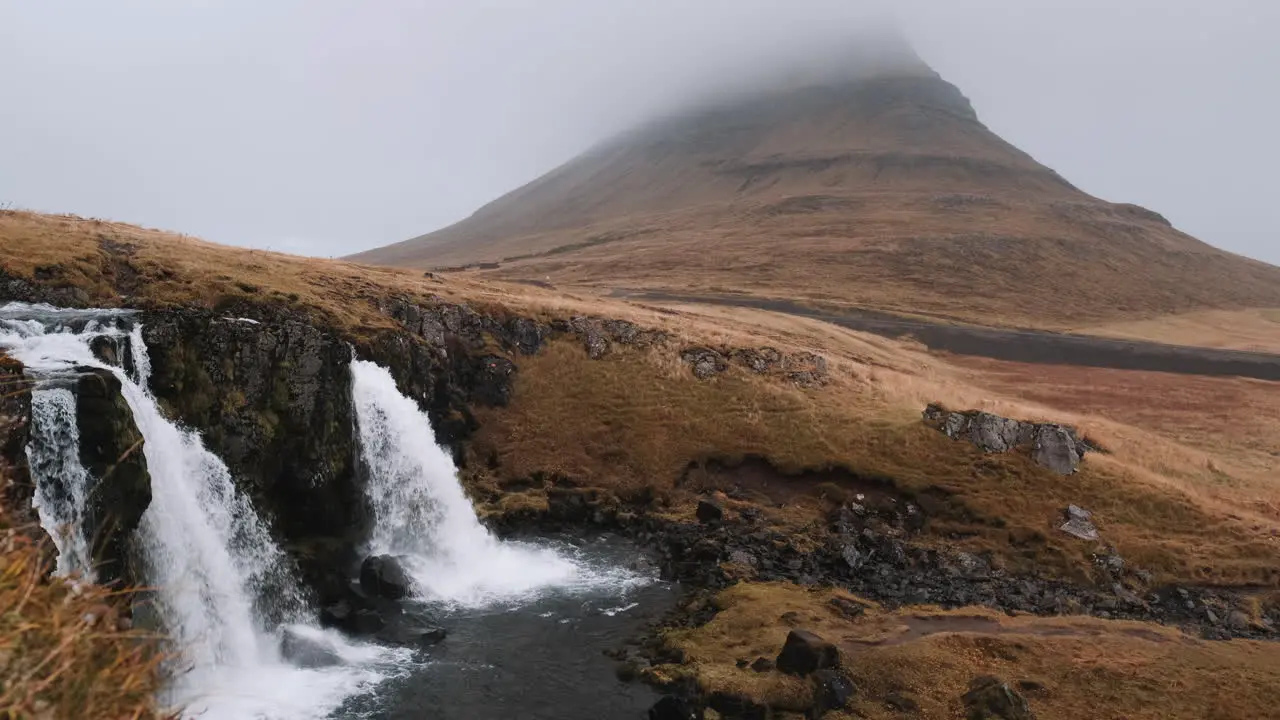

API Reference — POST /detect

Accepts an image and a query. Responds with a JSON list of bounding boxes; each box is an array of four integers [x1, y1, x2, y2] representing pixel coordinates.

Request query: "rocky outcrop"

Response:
[[681, 346, 830, 387], [140, 308, 366, 596], [0, 353, 37, 527], [922, 404, 1091, 474], [75, 368, 151, 587]]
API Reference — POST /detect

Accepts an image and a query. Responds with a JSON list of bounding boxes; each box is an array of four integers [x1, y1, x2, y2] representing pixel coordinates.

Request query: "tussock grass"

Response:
[[0, 525, 170, 719], [665, 582, 1280, 720]]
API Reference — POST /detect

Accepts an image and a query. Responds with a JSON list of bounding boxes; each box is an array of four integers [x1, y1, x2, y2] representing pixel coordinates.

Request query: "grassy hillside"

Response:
[[4, 209, 1280, 588], [5, 209, 1280, 715]]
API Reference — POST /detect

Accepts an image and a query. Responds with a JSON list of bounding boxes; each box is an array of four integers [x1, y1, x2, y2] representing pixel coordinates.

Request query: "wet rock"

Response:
[[280, 627, 343, 668], [697, 497, 725, 524], [75, 367, 151, 587], [649, 695, 701, 720], [776, 629, 840, 676], [962, 675, 1035, 720], [359, 555, 412, 600], [811, 668, 856, 715], [681, 348, 728, 380], [1059, 505, 1099, 541], [320, 600, 388, 636]]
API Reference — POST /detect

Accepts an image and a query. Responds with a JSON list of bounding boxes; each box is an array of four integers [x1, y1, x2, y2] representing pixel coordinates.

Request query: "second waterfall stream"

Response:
[[0, 304, 645, 718]]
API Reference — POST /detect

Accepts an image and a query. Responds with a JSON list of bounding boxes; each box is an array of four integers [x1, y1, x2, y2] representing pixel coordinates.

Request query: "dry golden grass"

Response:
[[1076, 307, 1280, 353], [0, 362, 170, 719], [6, 209, 1280, 586], [473, 328, 1280, 586], [664, 582, 1280, 720]]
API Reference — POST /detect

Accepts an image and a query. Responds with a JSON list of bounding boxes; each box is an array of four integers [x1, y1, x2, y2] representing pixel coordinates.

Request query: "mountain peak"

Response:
[[348, 57, 1280, 329]]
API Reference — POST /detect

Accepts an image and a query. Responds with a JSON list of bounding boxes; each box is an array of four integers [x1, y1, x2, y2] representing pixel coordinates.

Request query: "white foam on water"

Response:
[[25, 388, 95, 579], [351, 360, 647, 608], [1, 304, 399, 719]]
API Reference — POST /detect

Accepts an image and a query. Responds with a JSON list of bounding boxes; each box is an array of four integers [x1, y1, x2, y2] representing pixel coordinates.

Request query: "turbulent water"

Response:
[[0, 304, 395, 719], [25, 387, 94, 578], [351, 360, 644, 608], [1, 305, 658, 719]]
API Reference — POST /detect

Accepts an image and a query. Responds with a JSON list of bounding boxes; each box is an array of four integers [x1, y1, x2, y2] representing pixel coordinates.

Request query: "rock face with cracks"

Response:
[[74, 368, 151, 588]]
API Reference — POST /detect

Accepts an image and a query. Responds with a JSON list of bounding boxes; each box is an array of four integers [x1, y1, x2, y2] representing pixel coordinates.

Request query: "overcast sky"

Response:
[[1, 1, 1277, 265]]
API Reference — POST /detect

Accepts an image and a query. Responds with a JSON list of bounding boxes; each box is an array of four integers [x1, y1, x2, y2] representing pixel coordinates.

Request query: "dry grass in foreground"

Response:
[[0, 362, 169, 719], [661, 582, 1280, 720]]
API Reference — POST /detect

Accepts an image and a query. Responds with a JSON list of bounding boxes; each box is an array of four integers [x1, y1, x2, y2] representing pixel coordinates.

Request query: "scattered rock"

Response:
[[811, 668, 856, 715], [775, 629, 840, 676], [1059, 505, 1099, 542], [359, 555, 412, 600], [750, 657, 775, 673], [728, 549, 757, 567], [682, 348, 728, 379], [280, 627, 343, 668], [922, 404, 1087, 474], [648, 696, 700, 720], [1032, 425, 1083, 476], [696, 497, 725, 524], [962, 676, 1035, 720]]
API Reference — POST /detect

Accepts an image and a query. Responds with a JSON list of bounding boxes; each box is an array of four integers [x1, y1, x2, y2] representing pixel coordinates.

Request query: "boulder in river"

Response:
[[775, 629, 840, 676], [280, 626, 343, 668], [360, 554, 413, 600]]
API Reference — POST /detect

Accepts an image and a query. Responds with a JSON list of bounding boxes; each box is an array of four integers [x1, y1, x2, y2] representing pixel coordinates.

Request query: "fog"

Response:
[[1, 1, 1276, 264]]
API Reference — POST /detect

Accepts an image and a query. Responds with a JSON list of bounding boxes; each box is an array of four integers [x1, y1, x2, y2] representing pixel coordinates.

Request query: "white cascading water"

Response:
[[351, 360, 638, 607], [26, 387, 95, 579], [0, 304, 399, 720]]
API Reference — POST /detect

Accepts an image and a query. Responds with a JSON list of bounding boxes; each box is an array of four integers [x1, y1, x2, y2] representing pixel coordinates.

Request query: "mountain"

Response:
[[348, 50, 1280, 329]]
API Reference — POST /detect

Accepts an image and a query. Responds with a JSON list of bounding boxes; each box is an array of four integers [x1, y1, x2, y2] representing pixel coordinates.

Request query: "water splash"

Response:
[[1, 303, 397, 719], [26, 388, 95, 579], [351, 360, 645, 608]]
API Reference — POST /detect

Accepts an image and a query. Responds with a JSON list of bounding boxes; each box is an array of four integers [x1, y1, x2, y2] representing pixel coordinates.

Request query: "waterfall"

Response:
[[26, 387, 94, 579], [350, 360, 637, 608], [0, 304, 396, 720]]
